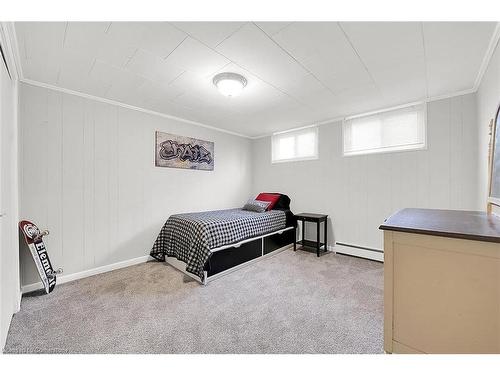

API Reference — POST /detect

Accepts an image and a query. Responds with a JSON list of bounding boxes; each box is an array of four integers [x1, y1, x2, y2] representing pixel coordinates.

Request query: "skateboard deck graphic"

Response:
[[19, 220, 61, 294]]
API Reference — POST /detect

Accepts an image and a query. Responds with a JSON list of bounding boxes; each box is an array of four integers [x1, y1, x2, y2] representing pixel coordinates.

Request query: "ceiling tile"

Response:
[[64, 22, 136, 68], [57, 50, 96, 92], [15, 22, 66, 83], [169, 70, 214, 96], [107, 22, 186, 58], [333, 83, 385, 115], [16, 22, 66, 61], [340, 22, 427, 101], [280, 73, 331, 105], [125, 48, 184, 84], [255, 22, 294, 36], [216, 23, 310, 91], [165, 37, 230, 76], [135, 79, 184, 105], [423, 22, 496, 96], [96, 39, 137, 68], [63, 22, 109, 56], [13, 23, 29, 60], [172, 93, 223, 113], [341, 22, 425, 71], [104, 69, 146, 104], [299, 90, 343, 119], [85, 60, 124, 97], [371, 66, 427, 103], [140, 23, 187, 57], [271, 22, 374, 93], [170, 22, 246, 47], [22, 59, 59, 84]]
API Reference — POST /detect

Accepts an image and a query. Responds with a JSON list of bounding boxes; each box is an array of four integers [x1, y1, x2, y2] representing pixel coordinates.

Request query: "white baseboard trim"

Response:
[[20, 243, 382, 294], [332, 243, 384, 262], [21, 255, 151, 294]]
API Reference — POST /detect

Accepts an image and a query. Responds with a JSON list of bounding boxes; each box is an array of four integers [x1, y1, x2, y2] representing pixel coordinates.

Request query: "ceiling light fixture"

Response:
[[213, 72, 247, 97]]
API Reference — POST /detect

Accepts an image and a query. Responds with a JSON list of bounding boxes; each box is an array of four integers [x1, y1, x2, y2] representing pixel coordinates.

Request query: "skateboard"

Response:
[[19, 220, 62, 294]]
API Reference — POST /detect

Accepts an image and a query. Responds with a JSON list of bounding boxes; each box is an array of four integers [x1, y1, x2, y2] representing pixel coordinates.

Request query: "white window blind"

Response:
[[272, 126, 319, 163], [343, 103, 426, 156]]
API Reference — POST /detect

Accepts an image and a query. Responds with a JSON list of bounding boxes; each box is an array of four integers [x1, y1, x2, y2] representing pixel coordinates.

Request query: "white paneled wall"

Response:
[[252, 94, 479, 251], [19, 83, 253, 286]]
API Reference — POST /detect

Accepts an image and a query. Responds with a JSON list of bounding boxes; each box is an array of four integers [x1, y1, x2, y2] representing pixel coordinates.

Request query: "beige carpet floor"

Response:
[[4, 249, 384, 354]]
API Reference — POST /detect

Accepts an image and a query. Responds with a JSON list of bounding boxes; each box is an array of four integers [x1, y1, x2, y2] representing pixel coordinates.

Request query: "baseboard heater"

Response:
[[334, 242, 384, 262]]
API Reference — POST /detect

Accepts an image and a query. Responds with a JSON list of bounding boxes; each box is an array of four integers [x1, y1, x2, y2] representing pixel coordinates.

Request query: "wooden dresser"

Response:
[[380, 208, 500, 354]]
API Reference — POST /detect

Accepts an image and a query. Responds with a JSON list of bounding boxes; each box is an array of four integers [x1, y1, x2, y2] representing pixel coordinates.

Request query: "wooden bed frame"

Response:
[[164, 226, 296, 285]]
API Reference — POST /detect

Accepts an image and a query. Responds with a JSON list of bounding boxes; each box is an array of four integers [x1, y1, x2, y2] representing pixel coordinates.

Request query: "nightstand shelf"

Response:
[[296, 240, 326, 250]]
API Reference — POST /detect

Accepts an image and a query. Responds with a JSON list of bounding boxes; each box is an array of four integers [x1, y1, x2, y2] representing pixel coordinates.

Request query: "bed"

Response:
[[150, 193, 296, 284]]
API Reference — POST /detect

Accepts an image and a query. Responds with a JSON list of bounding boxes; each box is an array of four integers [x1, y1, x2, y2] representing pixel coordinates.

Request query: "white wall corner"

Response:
[[474, 22, 500, 91]]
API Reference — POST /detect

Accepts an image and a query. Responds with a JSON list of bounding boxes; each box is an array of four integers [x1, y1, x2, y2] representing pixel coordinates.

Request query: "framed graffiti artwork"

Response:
[[155, 131, 214, 171]]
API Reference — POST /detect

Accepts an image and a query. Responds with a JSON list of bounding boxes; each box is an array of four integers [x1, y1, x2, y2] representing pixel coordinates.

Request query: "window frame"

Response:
[[342, 102, 428, 157], [271, 125, 319, 164]]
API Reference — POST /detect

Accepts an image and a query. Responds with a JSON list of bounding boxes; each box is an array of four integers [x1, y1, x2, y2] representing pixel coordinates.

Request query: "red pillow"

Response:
[[255, 193, 281, 210]]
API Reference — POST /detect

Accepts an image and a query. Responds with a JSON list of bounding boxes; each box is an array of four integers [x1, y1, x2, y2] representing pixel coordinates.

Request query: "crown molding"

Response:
[[20, 78, 252, 139], [0, 22, 21, 81], [344, 100, 426, 121], [250, 87, 478, 139], [473, 22, 500, 91], [426, 87, 477, 102], [19, 76, 479, 142], [272, 122, 329, 136]]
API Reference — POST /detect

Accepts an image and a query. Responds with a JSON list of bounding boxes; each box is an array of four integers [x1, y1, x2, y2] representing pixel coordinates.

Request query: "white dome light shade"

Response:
[[213, 72, 247, 97]]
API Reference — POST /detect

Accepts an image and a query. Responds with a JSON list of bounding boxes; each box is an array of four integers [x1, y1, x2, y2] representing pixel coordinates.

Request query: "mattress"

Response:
[[150, 208, 287, 280]]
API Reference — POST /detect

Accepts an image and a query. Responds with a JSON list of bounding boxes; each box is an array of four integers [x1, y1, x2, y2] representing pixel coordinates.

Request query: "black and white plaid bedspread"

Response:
[[150, 208, 286, 280]]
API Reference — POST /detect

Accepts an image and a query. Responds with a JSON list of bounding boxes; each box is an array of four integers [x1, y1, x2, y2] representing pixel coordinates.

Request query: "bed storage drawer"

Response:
[[263, 228, 294, 254], [206, 238, 262, 276]]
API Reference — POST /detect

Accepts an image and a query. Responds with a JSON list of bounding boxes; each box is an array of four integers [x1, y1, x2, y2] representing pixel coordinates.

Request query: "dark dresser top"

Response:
[[379, 208, 500, 243]]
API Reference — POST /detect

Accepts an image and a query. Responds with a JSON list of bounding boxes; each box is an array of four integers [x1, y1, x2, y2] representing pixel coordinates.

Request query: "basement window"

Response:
[[343, 103, 426, 156], [272, 126, 319, 163]]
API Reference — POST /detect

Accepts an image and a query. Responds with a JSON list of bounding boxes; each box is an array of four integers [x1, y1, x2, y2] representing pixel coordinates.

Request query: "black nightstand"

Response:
[[294, 213, 328, 257]]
